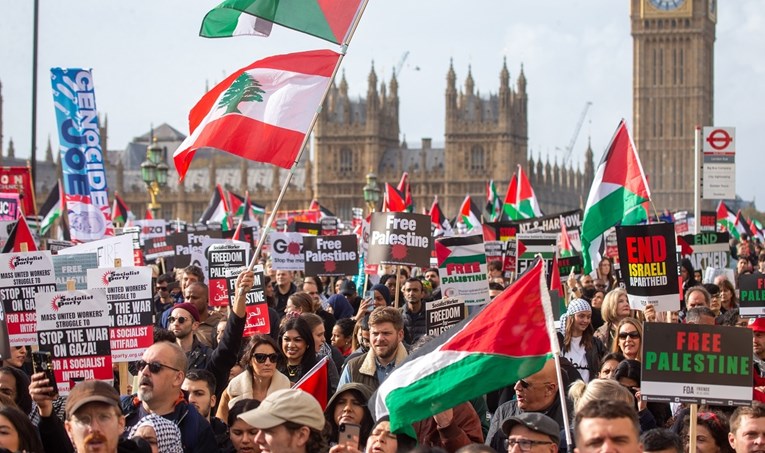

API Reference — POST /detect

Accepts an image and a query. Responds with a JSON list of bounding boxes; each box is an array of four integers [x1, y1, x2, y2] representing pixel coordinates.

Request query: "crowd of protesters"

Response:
[[2, 232, 765, 452]]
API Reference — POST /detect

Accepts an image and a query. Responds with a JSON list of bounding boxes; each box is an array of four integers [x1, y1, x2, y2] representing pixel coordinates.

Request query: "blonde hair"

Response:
[[570, 379, 634, 413], [600, 288, 628, 323], [611, 317, 644, 357]]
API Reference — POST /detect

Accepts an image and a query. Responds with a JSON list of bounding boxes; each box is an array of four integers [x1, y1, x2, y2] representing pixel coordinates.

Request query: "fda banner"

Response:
[[616, 223, 680, 312], [51, 68, 113, 242], [642, 323, 752, 406], [303, 235, 358, 277], [367, 212, 431, 267], [435, 234, 489, 307]]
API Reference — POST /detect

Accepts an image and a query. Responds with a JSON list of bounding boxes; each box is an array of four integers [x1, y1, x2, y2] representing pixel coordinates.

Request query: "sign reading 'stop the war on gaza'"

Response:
[[367, 212, 431, 267]]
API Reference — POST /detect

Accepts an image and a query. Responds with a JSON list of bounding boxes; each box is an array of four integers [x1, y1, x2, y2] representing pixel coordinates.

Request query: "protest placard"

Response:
[[269, 232, 305, 271], [53, 253, 99, 291], [117, 226, 144, 266], [642, 322, 752, 406], [321, 217, 338, 236], [303, 235, 358, 277], [207, 242, 250, 307], [367, 212, 431, 267], [0, 251, 56, 346], [739, 274, 765, 317], [435, 235, 490, 307], [0, 193, 20, 221], [617, 223, 680, 312], [87, 266, 153, 362], [167, 230, 223, 268], [36, 288, 112, 395], [516, 233, 556, 277], [143, 237, 175, 261], [240, 265, 270, 337], [46, 239, 74, 254], [425, 297, 466, 337], [677, 231, 731, 273], [58, 234, 134, 267], [516, 209, 583, 249], [134, 219, 166, 243], [294, 221, 321, 235]]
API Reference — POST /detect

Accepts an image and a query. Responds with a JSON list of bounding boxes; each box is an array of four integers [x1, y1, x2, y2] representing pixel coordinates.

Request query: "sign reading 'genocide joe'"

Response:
[[425, 297, 466, 337], [87, 266, 153, 362], [738, 274, 765, 317], [642, 323, 752, 406], [435, 235, 489, 307], [207, 242, 249, 307], [368, 212, 431, 268], [0, 251, 57, 346], [303, 235, 358, 277], [616, 223, 680, 312], [36, 288, 112, 395]]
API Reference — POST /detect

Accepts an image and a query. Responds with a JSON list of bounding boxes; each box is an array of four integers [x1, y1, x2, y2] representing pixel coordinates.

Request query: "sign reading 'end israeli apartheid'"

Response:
[[368, 212, 431, 267], [616, 223, 679, 312], [642, 322, 752, 406]]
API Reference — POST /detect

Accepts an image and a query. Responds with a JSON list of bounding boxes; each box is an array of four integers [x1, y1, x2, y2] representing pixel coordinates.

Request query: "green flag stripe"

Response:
[[201, 8, 241, 36], [385, 353, 550, 436], [440, 254, 486, 266], [581, 187, 647, 242]]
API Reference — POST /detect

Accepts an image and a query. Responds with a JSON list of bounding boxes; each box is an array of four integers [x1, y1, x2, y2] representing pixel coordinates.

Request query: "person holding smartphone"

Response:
[[352, 284, 391, 321], [324, 383, 374, 448]]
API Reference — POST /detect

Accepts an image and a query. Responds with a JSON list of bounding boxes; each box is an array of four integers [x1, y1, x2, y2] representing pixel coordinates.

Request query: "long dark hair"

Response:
[[325, 386, 374, 446], [242, 334, 284, 376], [0, 366, 32, 414], [0, 405, 44, 453], [278, 317, 317, 378]]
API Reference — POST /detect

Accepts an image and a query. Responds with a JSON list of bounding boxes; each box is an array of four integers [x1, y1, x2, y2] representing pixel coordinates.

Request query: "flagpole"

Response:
[[538, 254, 572, 449], [693, 125, 701, 235], [245, 0, 371, 272]]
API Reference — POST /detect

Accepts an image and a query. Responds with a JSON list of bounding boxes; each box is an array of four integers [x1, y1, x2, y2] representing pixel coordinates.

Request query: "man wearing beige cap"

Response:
[[239, 388, 328, 452], [63, 380, 130, 453]]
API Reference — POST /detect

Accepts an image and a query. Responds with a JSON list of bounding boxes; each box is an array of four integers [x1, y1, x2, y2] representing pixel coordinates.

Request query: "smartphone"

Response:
[[31, 351, 58, 397], [364, 290, 375, 312], [338, 423, 360, 449]]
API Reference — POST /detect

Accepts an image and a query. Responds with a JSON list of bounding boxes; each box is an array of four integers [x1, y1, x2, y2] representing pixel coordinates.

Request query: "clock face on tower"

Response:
[[649, 0, 686, 10]]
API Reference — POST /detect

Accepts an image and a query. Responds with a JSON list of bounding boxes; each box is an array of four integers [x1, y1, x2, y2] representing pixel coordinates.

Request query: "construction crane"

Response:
[[561, 101, 592, 167], [396, 51, 410, 76]]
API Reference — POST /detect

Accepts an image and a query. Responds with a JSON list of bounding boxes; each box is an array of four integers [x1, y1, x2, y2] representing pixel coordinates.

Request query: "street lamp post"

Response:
[[362, 171, 380, 214], [140, 137, 169, 219]]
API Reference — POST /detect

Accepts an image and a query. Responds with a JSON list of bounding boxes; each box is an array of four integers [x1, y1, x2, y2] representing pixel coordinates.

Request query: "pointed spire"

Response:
[[500, 56, 510, 88], [401, 134, 408, 149], [518, 63, 527, 93], [7, 138, 14, 159], [389, 68, 398, 97], [447, 58, 456, 90], [368, 60, 378, 93], [465, 64, 474, 94], [339, 69, 348, 96], [45, 135, 53, 162]]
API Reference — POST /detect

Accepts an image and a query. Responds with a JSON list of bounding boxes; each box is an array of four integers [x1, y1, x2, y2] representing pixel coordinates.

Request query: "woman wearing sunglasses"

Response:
[[611, 317, 643, 362], [216, 334, 290, 422], [594, 288, 633, 351]]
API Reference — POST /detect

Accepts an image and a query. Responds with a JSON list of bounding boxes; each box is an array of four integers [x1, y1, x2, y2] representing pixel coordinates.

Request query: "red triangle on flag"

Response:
[[676, 236, 694, 256], [517, 240, 527, 258], [550, 253, 563, 297], [2, 216, 38, 253], [293, 357, 328, 410], [601, 120, 650, 199]]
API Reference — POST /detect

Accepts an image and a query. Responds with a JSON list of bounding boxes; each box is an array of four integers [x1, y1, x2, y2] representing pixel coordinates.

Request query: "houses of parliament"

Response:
[[0, 0, 717, 222]]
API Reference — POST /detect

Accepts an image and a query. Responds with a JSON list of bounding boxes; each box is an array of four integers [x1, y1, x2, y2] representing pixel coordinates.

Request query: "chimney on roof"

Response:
[[421, 138, 432, 150]]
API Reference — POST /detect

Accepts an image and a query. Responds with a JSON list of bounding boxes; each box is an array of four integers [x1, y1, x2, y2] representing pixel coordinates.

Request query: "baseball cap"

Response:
[[172, 303, 200, 322], [749, 318, 765, 333], [65, 380, 121, 419], [340, 280, 357, 296], [238, 389, 325, 431], [501, 412, 561, 444]]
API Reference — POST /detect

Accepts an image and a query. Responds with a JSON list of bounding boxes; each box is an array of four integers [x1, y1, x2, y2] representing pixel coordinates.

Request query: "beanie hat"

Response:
[[172, 302, 201, 322]]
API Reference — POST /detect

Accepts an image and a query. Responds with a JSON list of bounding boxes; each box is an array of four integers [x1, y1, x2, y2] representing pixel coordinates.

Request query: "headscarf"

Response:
[[327, 294, 354, 319], [128, 414, 183, 453], [371, 284, 391, 305]]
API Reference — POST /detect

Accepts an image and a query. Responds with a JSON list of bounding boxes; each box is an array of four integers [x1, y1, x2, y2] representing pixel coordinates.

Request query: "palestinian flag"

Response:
[[174, 50, 340, 181], [558, 216, 575, 258], [456, 195, 482, 235], [503, 165, 543, 220], [581, 120, 651, 275], [382, 183, 407, 212], [294, 356, 329, 409], [429, 196, 453, 238], [308, 199, 335, 218], [199, 184, 233, 230], [39, 181, 62, 236], [751, 219, 765, 243], [230, 191, 266, 219], [375, 258, 555, 436], [200, 0, 364, 45], [716, 201, 739, 239], [485, 180, 501, 222], [111, 192, 131, 225], [2, 216, 38, 253], [397, 173, 414, 213], [735, 210, 753, 238]]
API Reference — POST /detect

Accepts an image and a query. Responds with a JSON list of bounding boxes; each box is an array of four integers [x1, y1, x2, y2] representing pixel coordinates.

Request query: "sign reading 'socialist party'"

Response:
[[642, 323, 752, 406], [368, 212, 431, 267]]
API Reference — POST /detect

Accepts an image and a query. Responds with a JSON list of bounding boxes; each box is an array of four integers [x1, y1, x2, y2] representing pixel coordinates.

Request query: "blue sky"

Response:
[[1, 1, 762, 206]]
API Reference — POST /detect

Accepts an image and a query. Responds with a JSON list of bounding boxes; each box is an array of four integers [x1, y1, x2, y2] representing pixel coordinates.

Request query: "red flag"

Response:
[[144, 208, 154, 220], [1, 216, 38, 253], [397, 172, 413, 212], [382, 183, 407, 212], [294, 357, 328, 409], [550, 252, 564, 297]]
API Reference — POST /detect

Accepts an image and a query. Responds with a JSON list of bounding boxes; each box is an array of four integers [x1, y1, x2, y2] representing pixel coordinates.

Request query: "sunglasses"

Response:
[[618, 331, 640, 339], [253, 353, 279, 364], [136, 360, 181, 374], [168, 316, 189, 325], [518, 378, 533, 389]]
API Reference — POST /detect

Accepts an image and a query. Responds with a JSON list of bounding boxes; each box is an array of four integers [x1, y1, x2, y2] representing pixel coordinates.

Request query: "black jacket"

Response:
[[187, 312, 246, 398]]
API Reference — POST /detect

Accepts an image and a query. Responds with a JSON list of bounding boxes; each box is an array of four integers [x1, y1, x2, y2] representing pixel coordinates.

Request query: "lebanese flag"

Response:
[[716, 201, 739, 239], [558, 216, 575, 258], [581, 120, 651, 274], [1, 216, 38, 253], [174, 50, 340, 181], [376, 258, 554, 437], [294, 357, 329, 409]]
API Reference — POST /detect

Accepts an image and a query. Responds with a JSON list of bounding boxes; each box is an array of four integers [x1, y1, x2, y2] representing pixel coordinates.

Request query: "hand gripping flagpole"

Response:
[[538, 254, 573, 451], [238, 0, 373, 300]]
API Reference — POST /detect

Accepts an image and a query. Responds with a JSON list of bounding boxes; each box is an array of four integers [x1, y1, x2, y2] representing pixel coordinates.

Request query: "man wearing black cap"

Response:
[[502, 412, 559, 453]]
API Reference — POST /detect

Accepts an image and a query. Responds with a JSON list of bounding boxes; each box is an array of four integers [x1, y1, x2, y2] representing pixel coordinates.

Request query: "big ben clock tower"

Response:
[[631, 0, 716, 211]]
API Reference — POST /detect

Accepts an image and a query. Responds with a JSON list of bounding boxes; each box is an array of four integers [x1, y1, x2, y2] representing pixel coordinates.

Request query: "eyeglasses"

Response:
[[618, 331, 640, 339], [71, 411, 118, 428], [253, 353, 279, 364], [156, 286, 169, 291], [504, 438, 554, 451], [168, 316, 189, 325], [136, 360, 181, 374]]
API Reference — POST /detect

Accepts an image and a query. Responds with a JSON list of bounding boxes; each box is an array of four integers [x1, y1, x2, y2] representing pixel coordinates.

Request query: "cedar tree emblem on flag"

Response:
[[218, 73, 265, 114]]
